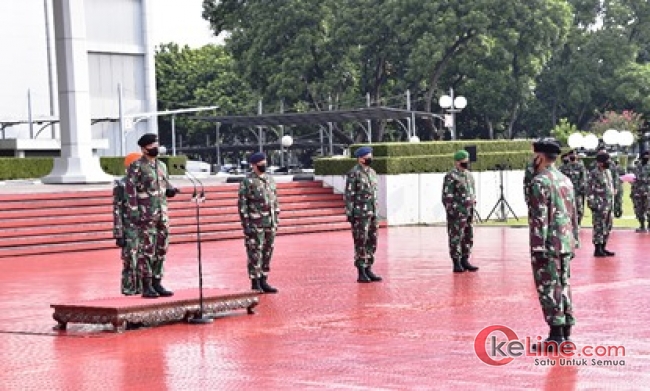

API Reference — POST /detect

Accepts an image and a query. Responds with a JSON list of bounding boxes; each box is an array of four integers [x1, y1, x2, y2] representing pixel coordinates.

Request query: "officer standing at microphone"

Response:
[[125, 133, 179, 298], [238, 152, 280, 293]]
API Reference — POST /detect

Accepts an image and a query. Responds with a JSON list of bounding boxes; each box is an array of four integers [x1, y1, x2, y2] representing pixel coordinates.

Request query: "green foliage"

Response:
[[315, 151, 532, 175], [0, 158, 54, 180], [0, 156, 188, 180], [349, 140, 532, 158], [550, 118, 578, 147]]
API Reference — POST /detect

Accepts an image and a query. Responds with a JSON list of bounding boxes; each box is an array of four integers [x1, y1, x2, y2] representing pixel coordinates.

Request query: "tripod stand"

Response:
[[485, 167, 518, 222]]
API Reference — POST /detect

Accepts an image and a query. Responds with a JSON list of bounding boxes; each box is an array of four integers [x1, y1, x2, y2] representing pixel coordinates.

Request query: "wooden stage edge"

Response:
[[50, 289, 260, 333]]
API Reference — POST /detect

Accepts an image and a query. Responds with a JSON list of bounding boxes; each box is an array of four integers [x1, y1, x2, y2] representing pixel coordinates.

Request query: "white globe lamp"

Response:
[[409, 136, 420, 143], [438, 95, 453, 109], [619, 130, 634, 147], [281, 135, 293, 148], [602, 129, 620, 146], [583, 134, 599, 150], [453, 96, 467, 109], [567, 133, 584, 149]]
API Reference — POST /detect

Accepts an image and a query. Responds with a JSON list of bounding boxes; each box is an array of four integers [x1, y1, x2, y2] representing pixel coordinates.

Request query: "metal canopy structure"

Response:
[[197, 107, 438, 127]]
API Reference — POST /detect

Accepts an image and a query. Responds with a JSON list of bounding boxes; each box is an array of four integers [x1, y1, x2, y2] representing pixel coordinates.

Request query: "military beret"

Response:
[[137, 133, 158, 147], [596, 153, 610, 163], [532, 138, 561, 154], [355, 146, 372, 158], [249, 152, 266, 164], [454, 150, 469, 161]]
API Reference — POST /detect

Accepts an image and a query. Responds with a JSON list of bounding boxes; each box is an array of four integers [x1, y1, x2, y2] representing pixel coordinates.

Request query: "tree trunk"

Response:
[[507, 104, 519, 139], [486, 117, 494, 139]]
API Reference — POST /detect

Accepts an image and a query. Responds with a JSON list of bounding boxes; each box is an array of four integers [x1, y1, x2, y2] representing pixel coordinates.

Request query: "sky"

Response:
[[150, 0, 225, 48]]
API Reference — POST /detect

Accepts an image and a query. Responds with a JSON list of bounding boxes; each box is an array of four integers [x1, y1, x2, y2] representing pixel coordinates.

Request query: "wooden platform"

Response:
[[50, 289, 260, 332]]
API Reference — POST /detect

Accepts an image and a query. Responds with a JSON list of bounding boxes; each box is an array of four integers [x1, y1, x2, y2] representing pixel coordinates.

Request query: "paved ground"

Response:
[[0, 226, 648, 390]]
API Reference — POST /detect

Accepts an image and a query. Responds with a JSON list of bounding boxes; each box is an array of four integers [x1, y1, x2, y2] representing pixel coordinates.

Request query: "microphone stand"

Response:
[[175, 164, 212, 324]]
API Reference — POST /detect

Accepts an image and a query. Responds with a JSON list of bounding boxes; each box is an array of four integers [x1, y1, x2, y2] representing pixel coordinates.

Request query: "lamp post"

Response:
[[438, 88, 467, 140], [618, 130, 634, 168], [281, 135, 293, 171]]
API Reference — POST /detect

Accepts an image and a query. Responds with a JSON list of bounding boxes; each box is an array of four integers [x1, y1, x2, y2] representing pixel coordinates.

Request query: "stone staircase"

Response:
[[0, 181, 351, 258]]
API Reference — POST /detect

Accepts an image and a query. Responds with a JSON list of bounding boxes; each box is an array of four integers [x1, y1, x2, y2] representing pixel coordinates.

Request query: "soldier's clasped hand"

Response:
[[115, 238, 126, 248]]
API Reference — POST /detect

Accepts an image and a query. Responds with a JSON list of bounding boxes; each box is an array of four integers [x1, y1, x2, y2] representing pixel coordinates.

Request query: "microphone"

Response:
[[179, 164, 205, 201], [174, 164, 197, 200]]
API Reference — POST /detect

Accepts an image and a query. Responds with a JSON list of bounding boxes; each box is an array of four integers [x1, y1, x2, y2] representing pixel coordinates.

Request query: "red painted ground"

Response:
[[1, 226, 649, 390]]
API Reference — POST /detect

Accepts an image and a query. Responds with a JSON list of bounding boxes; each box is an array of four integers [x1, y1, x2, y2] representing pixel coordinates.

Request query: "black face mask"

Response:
[[364, 158, 373, 166], [562, 159, 569, 164], [569, 156, 576, 162], [459, 162, 469, 169], [146, 147, 159, 157], [257, 164, 267, 173], [642, 158, 649, 166], [602, 162, 610, 169], [532, 155, 542, 171]]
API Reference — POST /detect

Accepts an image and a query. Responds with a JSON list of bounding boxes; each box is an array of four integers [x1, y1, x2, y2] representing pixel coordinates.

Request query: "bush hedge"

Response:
[[349, 140, 533, 158], [315, 151, 533, 175], [0, 155, 188, 180]]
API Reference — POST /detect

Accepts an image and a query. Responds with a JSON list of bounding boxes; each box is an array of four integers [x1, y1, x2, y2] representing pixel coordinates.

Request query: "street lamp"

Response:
[[602, 128, 620, 148], [567, 133, 585, 150], [583, 133, 600, 151], [438, 88, 467, 140], [281, 135, 293, 170]]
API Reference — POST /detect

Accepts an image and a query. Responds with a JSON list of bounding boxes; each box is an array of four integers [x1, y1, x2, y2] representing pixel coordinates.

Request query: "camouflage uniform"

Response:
[[442, 167, 476, 262], [587, 167, 615, 245], [238, 171, 280, 280], [559, 160, 588, 224], [113, 177, 141, 295], [590, 159, 622, 217], [528, 166, 578, 331], [523, 160, 536, 206], [345, 163, 379, 269], [631, 161, 650, 230], [125, 157, 171, 282]]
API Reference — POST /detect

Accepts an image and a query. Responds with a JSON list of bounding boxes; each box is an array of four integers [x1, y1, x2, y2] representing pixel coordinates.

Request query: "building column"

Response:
[[41, 0, 113, 184]]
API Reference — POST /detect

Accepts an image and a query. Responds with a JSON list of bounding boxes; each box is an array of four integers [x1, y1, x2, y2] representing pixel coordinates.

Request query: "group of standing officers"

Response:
[[113, 133, 646, 350]]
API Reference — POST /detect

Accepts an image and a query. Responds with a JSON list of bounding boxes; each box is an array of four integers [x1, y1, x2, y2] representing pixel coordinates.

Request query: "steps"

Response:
[[0, 181, 352, 258]]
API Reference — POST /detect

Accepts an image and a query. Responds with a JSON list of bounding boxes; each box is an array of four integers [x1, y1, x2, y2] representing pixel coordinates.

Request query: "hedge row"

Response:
[[0, 156, 188, 180], [315, 151, 533, 175], [349, 140, 533, 158]]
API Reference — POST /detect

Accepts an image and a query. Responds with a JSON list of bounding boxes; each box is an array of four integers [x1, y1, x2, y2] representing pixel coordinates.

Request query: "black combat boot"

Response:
[[636, 220, 646, 233], [259, 276, 278, 293], [357, 266, 372, 283], [594, 244, 607, 257], [251, 278, 263, 292], [460, 256, 479, 272], [564, 324, 572, 342], [531, 325, 564, 352], [365, 267, 382, 281], [152, 278, 173, 297], [142, 278, 159, 298], [453, 258, 465, 273], [602, 241, 615, 256]]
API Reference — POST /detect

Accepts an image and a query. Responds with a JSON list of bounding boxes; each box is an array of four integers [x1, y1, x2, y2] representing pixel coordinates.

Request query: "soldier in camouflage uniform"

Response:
[[442, 150, 479, 273], [559, 150, 588, 226], [587, 153, 616, 257], [345, 146, 382, 283], [113, 152, 143, 295], [125, 133, 178, 298], [591, 147, 623, 217], [238, 152, 280, 293], [631, 151, 650, 232], [527, 138, 578, 348]]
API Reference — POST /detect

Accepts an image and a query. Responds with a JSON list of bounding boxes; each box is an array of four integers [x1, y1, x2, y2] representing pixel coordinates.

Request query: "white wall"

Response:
[[0, 0, 157, 156], [316, 170, 528, 225]]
